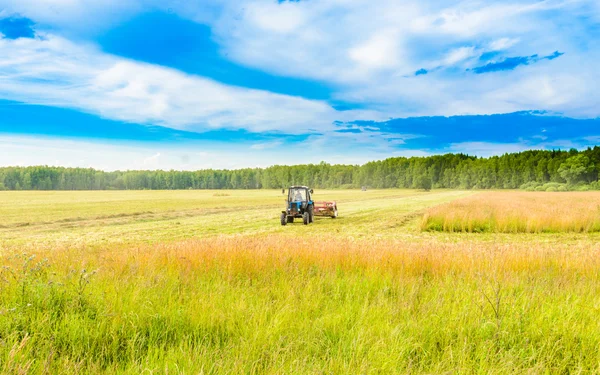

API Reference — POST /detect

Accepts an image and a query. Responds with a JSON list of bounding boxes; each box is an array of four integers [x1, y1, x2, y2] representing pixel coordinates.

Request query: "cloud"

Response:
[[0, 32, 365, 134], [210, 0, 422, 83], [245, 1, 307, 34], [410, 46, 482, 78], [143, 152, 161, 166], [201, 0, 598, 118], [489, 37, 520, 51], [250, 140, 283, 150], [443, 46, 477, 65], [339, 49, 590, 118], [0, 0, 145, 37], [2, 109, 599, 170], [0, 135, 404, 170], [348, 30, 401, 69], [1, 0, 600, 126], [234, 0, 549, 82]]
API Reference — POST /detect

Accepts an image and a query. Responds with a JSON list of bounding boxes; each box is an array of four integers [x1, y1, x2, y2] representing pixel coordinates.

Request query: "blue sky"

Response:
[[0, 0, 599, 170]]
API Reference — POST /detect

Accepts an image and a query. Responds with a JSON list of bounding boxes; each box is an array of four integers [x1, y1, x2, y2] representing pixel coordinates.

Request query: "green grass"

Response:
[[1, 189, 600, 374]]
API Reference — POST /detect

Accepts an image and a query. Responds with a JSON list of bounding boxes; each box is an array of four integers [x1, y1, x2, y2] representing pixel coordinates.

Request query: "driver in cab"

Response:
[[294, 190, 303, 201]]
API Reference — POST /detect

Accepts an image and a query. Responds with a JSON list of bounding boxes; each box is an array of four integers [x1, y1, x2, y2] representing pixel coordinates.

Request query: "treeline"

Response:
[[1, 147, 600, 191]]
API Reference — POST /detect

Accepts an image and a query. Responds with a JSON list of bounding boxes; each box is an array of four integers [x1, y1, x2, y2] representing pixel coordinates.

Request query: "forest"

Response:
[[1, 147, 599, 191]]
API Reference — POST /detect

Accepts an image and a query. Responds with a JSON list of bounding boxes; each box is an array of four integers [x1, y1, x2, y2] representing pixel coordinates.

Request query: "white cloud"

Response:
[[0, 135, 408, 170], [0, 33, 354, 134], [342, 52, 599, 118], [212, 0, 537, 83], [245, 1, 307, 34], [489, 37, 520, 51], [143, 152, 161, 167], [412, 3, 539, 38], [442, 46, 477, 65], [209, 0, 421, 83], [349, 30, 401, 69], [1, 0, 599, 136], [2, 132, 582, 171], [202, 0, 600, 118], [250, 140, 283, 150], [0, 0, 144, 36]]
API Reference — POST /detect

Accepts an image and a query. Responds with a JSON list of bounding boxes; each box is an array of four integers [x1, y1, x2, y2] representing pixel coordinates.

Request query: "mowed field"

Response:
[[1, 189, 600, 374]]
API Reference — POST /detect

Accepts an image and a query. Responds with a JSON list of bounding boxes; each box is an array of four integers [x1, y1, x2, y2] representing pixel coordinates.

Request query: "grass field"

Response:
[[421, 191, 600, 233], [1, 190, 600, 374]]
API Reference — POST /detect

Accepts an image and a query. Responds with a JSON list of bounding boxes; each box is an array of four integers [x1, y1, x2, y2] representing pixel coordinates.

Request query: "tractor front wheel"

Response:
[[303, 212, 309, 225], [281, 213, 287, 226], [287, 216, 294, 223]]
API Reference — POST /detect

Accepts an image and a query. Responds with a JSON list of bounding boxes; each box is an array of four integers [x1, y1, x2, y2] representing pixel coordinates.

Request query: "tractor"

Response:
[[280, 186, 338, 225]]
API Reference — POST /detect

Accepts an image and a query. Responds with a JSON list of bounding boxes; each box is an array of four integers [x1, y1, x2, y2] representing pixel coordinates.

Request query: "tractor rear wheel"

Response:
[[303, 212, 309, 225], [308, 206, 314, 223], [281, 213, 287, 226]]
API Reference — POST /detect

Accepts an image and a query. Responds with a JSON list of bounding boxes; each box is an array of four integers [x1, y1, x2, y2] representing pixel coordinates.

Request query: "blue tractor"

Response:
[[281, 186, 314, 225]]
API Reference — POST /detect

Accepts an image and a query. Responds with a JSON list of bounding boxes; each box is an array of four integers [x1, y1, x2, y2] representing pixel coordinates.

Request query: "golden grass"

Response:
[[421, 191, 600, 233], [1, 236, 600, 373], [68, 236, 599, 277]]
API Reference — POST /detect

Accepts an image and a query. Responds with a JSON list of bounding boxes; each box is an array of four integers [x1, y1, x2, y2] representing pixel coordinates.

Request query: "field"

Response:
[[421, 192, 600, 233], [1, 189, 600, 374]]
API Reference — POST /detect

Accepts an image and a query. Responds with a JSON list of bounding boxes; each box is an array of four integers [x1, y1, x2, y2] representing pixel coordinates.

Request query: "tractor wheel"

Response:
[[287, 216, 294, 223], [308, 206, 314, 223], [281, 213, 287, 226], [331, 207, 338, 219], [303, 212, 309, 225]]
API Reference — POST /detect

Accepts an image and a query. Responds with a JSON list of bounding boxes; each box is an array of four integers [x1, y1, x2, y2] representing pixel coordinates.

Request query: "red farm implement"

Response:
[[313, 201, 338, 219]]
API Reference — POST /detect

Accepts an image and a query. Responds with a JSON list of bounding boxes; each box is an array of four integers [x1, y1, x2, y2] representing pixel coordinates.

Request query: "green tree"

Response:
[[22, 173, 32, 190], [558, 155, 595, 185], [1, 148, 599, 191], [413, 175, 432, 191]]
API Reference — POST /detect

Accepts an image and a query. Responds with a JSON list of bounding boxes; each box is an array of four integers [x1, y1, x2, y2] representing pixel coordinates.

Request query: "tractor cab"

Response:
[[288, 186, 311, 204], [281, 186, 314, 225]]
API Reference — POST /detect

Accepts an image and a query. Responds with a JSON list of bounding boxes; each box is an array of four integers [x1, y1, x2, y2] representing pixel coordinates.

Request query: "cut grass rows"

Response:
[[0, 190, 470, 246]]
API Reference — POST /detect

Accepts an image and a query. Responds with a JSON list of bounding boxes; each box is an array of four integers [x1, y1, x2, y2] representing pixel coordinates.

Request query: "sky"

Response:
[[0, 0, 599, 170]]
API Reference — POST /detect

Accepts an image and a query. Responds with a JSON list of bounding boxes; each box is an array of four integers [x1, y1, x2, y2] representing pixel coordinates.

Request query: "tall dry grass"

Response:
[[1, 236, 600, 373], [421, 191, 600, 233]]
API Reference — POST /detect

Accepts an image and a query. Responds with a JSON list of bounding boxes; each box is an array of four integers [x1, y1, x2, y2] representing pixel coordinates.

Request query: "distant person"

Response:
[[282, 188, 285, 194]]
